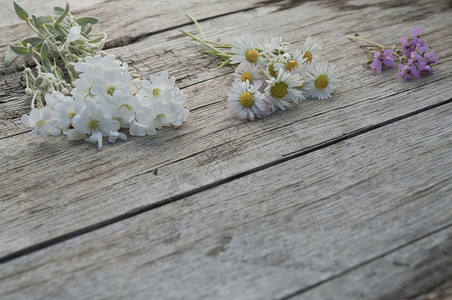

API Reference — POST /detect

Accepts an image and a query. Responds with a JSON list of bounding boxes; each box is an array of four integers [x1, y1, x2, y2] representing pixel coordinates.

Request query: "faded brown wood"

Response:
[[0, 103, 451, 299], [1, 0, 451, 258]]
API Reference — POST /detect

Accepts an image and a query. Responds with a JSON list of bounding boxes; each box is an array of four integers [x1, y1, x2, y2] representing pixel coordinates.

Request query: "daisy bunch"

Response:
[[9, 2, 188, 149], [180, 14, 338, 121], [347, 26, 439, 80]]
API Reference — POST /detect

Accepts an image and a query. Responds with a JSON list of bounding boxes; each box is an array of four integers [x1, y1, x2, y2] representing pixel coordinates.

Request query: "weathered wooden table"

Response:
[[1, 0, 451, 299]]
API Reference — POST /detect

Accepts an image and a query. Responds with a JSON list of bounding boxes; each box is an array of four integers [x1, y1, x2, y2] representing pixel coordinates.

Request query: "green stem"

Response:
[[179, 29, 228, 57], [205, 40, 232, 48], [218, 59, 231, 69], [347, 36, 385, 49], [185, 13, 206, 40], [260, 68, 272, 80]]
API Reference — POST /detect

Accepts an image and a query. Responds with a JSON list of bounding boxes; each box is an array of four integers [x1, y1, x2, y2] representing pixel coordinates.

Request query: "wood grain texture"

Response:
[[0, 101, 451, 299], [1, 0, 452, 258], [0, 0, 262, 74]]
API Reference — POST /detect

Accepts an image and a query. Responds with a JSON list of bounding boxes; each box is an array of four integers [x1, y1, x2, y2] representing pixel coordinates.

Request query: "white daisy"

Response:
[[265, 69, 305, 111], [302, 35, 322, 64], [230, 33, 262, 65], [273, 49, 307, 73], [305, 61, 338, 100], [21, 106, 61, 141], [234, 61, 262, 84], [226, 80, 270, 121], [260, 36, 290, 55]]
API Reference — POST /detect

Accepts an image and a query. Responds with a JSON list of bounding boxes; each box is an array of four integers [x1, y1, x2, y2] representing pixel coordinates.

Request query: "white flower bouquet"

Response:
[[7, 2, 189, 149]]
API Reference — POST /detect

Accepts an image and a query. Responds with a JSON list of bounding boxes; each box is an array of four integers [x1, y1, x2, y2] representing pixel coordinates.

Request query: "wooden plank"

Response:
[[0, 0, 262, 74], [295, 228, 452, 300], [0, 0, 451, 257], [0, 102, 451, 299]]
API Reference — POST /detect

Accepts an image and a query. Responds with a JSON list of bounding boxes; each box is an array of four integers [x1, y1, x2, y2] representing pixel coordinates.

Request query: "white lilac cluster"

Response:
[[226, 34, 338, 120], [21, 55, 189, 149]]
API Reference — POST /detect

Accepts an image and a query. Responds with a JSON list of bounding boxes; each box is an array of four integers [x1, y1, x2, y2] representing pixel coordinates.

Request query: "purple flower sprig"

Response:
[[370, 49, 396, 74], [348, 26, 439, 81]]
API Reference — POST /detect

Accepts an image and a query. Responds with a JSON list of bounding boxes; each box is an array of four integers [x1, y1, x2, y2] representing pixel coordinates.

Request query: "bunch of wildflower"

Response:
[[9, 3, 188, 149], [21, 55, 189, 149], [180, 14, 338, 121], [348, 26, 439, 81]]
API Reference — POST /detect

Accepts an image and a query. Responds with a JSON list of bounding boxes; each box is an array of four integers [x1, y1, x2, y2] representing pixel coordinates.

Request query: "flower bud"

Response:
[[62, 88, 70, 95], [25, 87, 33, 96]]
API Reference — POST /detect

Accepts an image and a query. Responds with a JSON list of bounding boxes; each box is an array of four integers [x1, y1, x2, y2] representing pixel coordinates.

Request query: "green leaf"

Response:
[[75, 17, 99, 26], [88, 36, 105, 44], [55, 2, 70, 25], [13, 1, 29, 21], [23, 37, 43, 46], [40, 40, 50, 59], [9, 43, 29, 55], [4, 46, 19, 67], [53, 6, 64, 15], [36, 15, 52, 25], [54, 24, 65, 36], [42, 57, 53, 72], [83, 24, 92, 35]]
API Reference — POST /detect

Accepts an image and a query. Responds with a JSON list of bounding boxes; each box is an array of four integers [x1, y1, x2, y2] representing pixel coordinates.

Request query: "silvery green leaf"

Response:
[[13, 1, 29, 21], [80, 32, 89, 39], [41, 41, 50, 59], [9, 43, 29, 55], [53, 6, 64, 15], [23, 37, 43, 46], [42, 57, 53, 72], [54, 24, 65, 36], [83, 24, 92, 35], [53, 49, 60, 61], [55, 2, 70, 25], [36, 15, 52, 25], [75, 17, 99, 26], [4, 46, 19, 67]]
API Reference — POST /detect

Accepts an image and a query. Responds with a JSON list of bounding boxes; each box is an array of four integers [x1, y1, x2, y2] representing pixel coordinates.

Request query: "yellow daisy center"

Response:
[[88, 119, 100, 131], [68, 112, 76, 119], [240, 92, 254, 108], [153, 88, 161, 97], [241, 72, 253, 83], [246, 49, 259, 62], [286, 59, 298, 71], [270, 82, 288, 98], [315, 75, 329, 89], [269, 64, 277, 77], [303, 51, 313, 64], [107, 86, 116, 96]]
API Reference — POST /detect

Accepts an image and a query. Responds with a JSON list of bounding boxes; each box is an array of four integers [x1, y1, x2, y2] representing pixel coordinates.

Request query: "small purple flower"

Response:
[[370, 49, 396, 74], [397, 60, 420, 81], [400, 26, 425, 57], [410, 50, 428, 72], [415, 44, 439, 73]]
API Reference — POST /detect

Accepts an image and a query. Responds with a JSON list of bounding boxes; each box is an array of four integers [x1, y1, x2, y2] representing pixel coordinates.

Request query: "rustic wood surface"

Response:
[[1, 0, 451, 299]]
